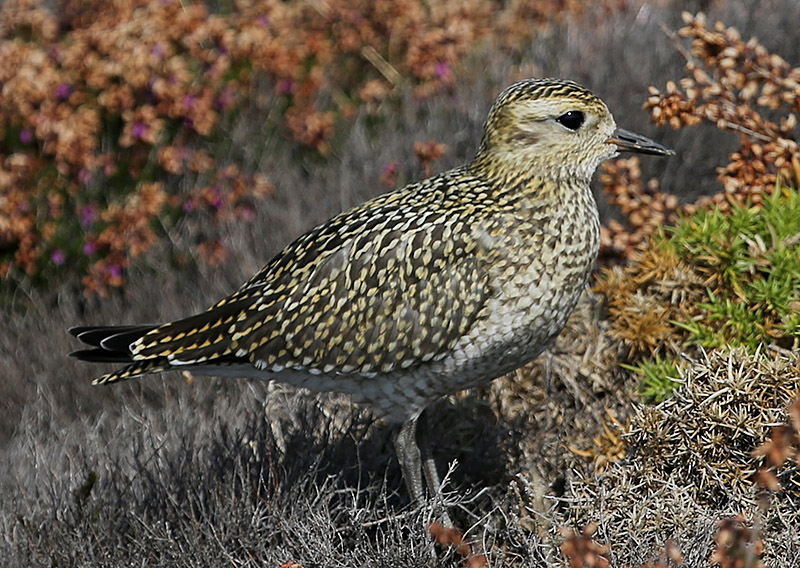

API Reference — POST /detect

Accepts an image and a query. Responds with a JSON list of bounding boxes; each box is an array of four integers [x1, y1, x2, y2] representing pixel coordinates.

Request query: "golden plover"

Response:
[[70, 78, 673, 518]]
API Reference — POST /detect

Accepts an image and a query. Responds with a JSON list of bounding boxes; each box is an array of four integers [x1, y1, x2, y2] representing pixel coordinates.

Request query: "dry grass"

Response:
[[561, 349, 800, 567]]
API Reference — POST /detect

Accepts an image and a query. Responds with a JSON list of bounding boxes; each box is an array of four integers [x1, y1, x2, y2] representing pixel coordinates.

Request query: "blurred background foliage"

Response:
[[3, 0, 796, 298], [0, 0, 624, 294]]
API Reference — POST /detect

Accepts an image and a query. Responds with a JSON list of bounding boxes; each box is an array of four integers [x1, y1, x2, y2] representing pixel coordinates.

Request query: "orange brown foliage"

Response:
[[0, 0, 612, 293], [560, 522, 611, 568], [753, 397, 800, 494], [429, 522, 488, 568], [600, 12, 800, 261], [708, 515, 771, 568]]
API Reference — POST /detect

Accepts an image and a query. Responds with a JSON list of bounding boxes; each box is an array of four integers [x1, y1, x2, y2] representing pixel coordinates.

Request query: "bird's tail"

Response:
[[69, 325, 172, 384], [69, 305, 253, 384], [70, 325, 158, 362]]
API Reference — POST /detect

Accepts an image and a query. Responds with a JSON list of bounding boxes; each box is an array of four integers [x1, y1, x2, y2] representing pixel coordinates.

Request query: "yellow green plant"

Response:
[[623, 356, 682, 403], [664, 184, 800, 351], [596, 183, 800, 403]]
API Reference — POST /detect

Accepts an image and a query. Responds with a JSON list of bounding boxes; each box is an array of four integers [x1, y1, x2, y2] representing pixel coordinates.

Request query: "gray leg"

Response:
[[395, 415, 425, 505], [418, 410, 453, 527]]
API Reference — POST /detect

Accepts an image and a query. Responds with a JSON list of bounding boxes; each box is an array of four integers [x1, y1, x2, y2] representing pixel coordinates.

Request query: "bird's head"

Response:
[[473, 78, 673, 182]]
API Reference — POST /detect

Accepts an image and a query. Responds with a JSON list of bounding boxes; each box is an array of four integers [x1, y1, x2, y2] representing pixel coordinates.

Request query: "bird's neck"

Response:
[[467, 153, 594, 207]]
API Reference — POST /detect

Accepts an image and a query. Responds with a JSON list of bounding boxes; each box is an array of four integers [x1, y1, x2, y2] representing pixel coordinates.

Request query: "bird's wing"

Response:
[[131, 178, 494, 376]]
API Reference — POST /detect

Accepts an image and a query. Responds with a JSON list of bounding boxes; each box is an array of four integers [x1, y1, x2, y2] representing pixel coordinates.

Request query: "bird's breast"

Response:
[[439, 186, 600, 386]]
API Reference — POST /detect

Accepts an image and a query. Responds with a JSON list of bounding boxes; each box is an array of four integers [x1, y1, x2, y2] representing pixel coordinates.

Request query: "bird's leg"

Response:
[[417, 408, 453, 527], [395, 412, 453, 526], [395, 415, 425, 506]]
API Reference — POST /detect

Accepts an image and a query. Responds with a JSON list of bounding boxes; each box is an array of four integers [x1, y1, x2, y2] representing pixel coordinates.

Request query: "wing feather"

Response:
[[111, 169, 494, 377]]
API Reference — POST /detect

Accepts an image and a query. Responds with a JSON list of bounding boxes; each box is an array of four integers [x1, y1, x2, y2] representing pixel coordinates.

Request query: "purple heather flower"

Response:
[[78, 168, 92, 186], [132, 122, 147, 139], [55, 83, 73, 101], [210, 186, 223, 210], [434, 62, 450, 79], [51, 249, 66, 265], [19, 128, 33, 144], [215, 88, 236, 111], [257, 15, 271, 28], [108, 264, 122, 278], [183, 199, 196, 213], [151, 43, 165, 58], [83, 241, 97, 255], [80, 204, 95, 228], [183, 94, 197, 109], [278, 79, 294, 95], [238, 203, 256, 222]]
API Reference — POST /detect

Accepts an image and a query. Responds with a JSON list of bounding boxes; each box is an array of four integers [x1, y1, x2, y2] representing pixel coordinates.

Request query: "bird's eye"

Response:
[[556, 110, 585, 131]]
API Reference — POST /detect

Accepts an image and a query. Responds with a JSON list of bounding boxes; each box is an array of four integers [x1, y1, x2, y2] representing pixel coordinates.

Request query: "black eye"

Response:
[[556, 110, 585, 131]]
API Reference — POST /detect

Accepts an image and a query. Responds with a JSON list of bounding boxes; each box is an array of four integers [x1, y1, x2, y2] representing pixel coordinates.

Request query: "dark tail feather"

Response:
[[69, 297, 257, 383], [69, 347, 135, 363], [69, 324, 158, 349], [69, 324, 159, 365]]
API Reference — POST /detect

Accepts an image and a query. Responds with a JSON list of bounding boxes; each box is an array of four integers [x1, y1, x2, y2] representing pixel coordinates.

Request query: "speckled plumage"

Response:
[[70, 78, 672, 514]]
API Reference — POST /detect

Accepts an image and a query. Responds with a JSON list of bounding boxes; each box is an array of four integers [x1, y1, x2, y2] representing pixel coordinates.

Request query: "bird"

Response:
[[70, 78, 673, 523]]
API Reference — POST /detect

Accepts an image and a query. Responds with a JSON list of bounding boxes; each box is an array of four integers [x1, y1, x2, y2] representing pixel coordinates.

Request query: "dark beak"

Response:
[[607, 127, 674, 156]]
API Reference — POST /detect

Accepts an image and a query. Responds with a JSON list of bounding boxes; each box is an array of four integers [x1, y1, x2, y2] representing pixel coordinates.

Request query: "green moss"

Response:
[[659, 184, 800, 352], [623, 356, 682, 403]]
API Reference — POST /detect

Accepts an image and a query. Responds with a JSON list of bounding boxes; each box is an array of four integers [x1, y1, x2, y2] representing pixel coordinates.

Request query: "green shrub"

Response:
[[665, 185, 800, 351], [596, 184, 800, 401], [623, 356, 683, 403]]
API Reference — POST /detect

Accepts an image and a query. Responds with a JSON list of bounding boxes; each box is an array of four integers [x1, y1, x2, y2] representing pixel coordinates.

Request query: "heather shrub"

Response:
[[593, 12, 800, 401], [0, 0, 273, 294], [0, 0, 605, 295]]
